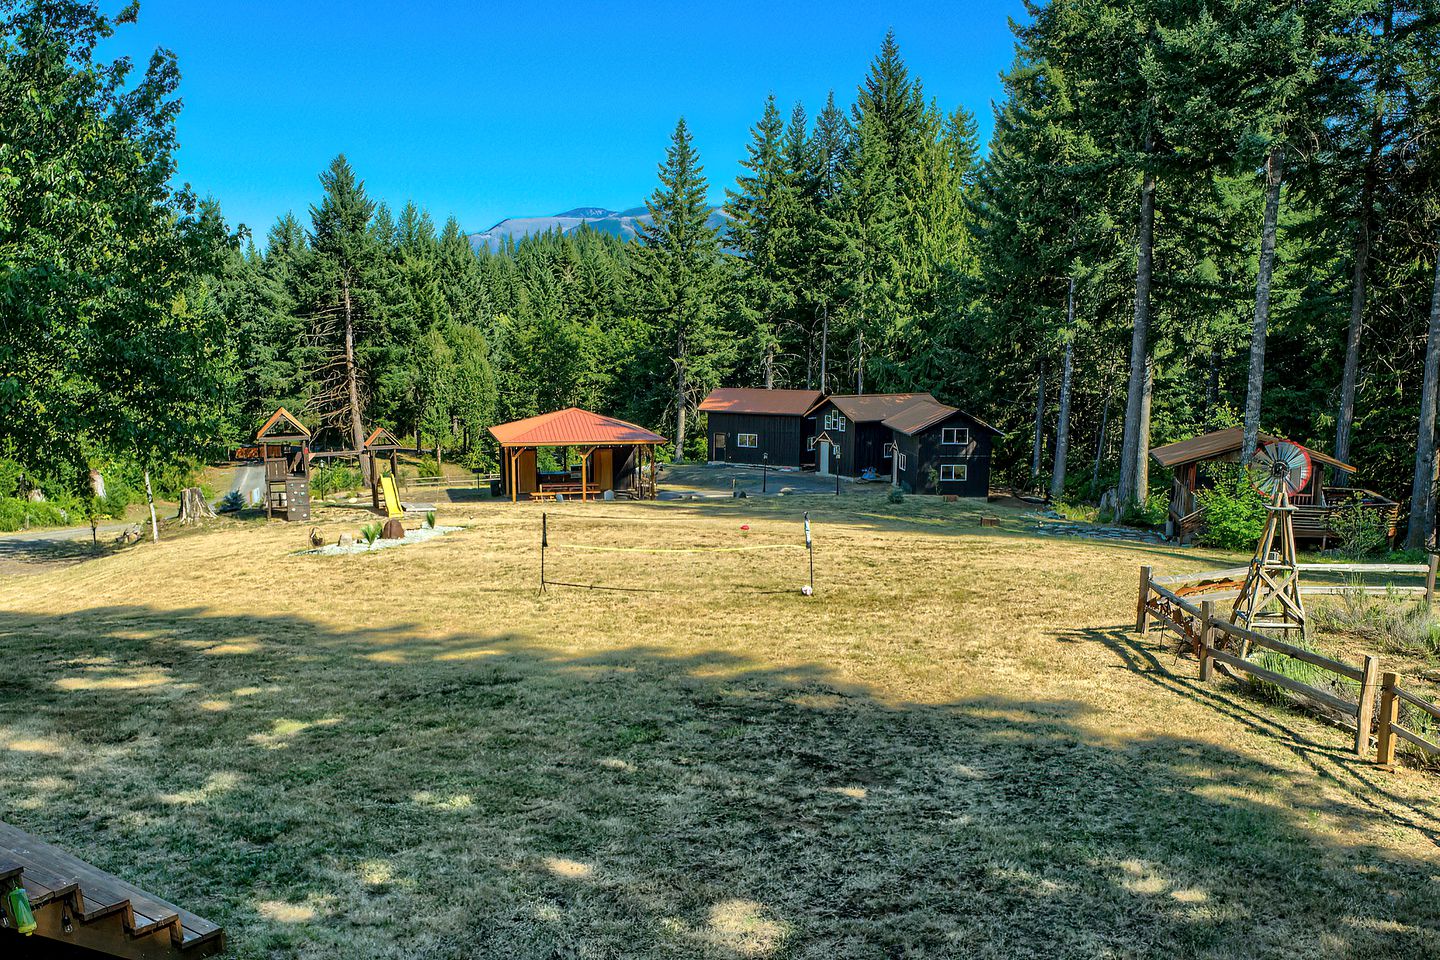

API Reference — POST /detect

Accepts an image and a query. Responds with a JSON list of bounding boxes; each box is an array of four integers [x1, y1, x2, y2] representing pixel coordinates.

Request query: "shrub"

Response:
[[0, 497, 71, 532], [360, 522, 383, 547], [425, 510, 437, 529], [417, 457, 443, 479], [1329, 494, 1389, 559], [1196, 472, 1267, 549], [1053, 500, 1099, 523], [1120, 490, 1169, 528], [217, 490, 245, 513], [314, 463, 362, 498], [887, 488, 904, 505]]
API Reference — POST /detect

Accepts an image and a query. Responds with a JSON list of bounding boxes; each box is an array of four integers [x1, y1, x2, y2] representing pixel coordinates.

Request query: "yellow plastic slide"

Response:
[[380, 475, 404, 518]]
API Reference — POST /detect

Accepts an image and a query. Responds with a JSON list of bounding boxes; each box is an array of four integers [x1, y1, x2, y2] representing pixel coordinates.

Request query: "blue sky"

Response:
[[102, 1, 1023, 237]]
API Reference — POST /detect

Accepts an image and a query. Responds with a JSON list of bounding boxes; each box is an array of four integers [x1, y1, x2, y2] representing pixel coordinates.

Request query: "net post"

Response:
[[540, 512, 548, 593], [805, 512, 814, 594]]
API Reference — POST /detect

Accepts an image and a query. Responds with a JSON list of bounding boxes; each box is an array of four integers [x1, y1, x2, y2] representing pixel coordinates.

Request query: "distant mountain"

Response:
[[467, 205, 729, 251]]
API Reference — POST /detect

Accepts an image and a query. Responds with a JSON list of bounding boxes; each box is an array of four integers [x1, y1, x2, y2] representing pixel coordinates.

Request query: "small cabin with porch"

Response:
[[1150, 426, 1400, 546], [698, 388, 824, 468], [490, 408, 664, 502], [885, 400, 1002, 496]]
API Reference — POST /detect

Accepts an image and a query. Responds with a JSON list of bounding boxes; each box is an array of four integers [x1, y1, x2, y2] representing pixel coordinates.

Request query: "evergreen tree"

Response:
[[632, 118, 730, 458]]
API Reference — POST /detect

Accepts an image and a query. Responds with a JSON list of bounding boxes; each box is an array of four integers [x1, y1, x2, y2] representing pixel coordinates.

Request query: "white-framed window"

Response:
[[940, 463, 967, 482], [737, 433, 758, 448], [941, 426, 970, 446], [882, 442, 894, 458], [824, 411, 847, 432], [897, 452, 907, 471], [806, 435, 817, 451]]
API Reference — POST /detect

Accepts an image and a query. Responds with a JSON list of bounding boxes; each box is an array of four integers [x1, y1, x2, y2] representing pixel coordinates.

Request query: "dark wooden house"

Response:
[[1150, 426, 1399, 545], [885, 400, 1001, 496], [808, 394, 938, 479], [698, 388, 824, 468]]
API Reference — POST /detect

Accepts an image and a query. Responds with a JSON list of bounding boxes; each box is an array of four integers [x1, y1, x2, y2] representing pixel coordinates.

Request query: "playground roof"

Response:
[[1150, 427, 1353, 473], [883, 400, 1003, 437], [699, 388, 825, 416], [255, 407, 310, 441], [489, 408, 666, 447], [811, 393, 938, 422], [364, 427, 402, 450]]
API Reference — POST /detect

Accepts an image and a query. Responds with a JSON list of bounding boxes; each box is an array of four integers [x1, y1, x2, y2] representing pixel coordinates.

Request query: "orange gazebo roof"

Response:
[[489, 408, 666, 447]]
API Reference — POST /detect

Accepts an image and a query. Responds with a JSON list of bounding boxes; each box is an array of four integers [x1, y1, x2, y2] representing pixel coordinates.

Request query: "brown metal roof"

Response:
[[698, 388, 825, 416], [489, 407, 666, 447], [1150, 426, 1353, 473], [883, 400, 1004, 437], [816, 393, 938, 422]]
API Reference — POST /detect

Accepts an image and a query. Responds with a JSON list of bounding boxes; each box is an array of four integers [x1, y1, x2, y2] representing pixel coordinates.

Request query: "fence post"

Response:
[[1136, 565, 1153, 633], [1199, 600, 1214, 682], [1427, 553, 1437, 606], [1376, 672, 1400, 767], [1355, 655, 1380, 757]]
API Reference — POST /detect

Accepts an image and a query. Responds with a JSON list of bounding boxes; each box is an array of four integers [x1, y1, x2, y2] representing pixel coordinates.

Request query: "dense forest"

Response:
[[2, 1, 1439, 544]]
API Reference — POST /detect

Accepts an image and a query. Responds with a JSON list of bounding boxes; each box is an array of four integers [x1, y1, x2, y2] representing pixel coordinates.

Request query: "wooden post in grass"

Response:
[[1426, 553, 1437, 605], [1376, 672, 1400, 768], [1356, 655, 1380, 757], [1136, 565, 1153, 633], [1199, 600, 1215, 681], [540, 512, 548, 594]]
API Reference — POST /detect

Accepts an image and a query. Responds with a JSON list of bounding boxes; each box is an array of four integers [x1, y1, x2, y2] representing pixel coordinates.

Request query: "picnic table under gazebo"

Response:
[[489, 408, 665, 502]]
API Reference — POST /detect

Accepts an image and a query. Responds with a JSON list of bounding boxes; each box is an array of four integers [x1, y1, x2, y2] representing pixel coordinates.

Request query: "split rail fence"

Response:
[[1136, 557, 1440, 767]]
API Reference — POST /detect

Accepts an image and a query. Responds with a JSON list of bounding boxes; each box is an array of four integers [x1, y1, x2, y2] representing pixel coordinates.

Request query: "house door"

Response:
[[713, 433, 726, 462], [819, 441, 830, 475]]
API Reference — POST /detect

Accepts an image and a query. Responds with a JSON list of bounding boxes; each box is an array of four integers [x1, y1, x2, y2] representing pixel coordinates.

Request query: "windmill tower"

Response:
[[1231, 440, 1312, 636]]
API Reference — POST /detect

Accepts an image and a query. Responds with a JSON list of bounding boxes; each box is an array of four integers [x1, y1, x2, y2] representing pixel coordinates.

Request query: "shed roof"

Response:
[[814, 393, 938, 422], [883, 400, 1004, 437], [255, 407, 310, 441], [1150, 426, 1353, 473], [489, 407, 666, 447], [698, 387, 825, 417]]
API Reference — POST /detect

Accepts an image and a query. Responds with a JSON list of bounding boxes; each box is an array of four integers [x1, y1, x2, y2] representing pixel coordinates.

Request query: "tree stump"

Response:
[[177, 487, 217, 524], [381, 518, 406, 540]]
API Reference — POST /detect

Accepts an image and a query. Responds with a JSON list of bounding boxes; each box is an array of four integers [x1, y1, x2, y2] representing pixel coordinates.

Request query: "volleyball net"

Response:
[[537, 511, 816, 595]]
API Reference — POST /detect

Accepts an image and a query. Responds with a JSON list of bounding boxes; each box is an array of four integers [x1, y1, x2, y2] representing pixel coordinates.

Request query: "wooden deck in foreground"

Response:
[[0, 820, 223, 958]]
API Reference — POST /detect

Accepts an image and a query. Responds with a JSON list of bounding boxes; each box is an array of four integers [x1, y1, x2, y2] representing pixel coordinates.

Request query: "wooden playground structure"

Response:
[[236, 409, 407, 521]]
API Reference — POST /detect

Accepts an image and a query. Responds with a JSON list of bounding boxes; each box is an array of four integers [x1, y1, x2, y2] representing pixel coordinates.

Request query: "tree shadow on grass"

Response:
[[2, 607, 1439, 959]]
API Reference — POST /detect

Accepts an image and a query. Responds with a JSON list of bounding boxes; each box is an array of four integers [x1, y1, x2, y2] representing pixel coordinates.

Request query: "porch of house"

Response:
[[1154, 427, 1400, 546]]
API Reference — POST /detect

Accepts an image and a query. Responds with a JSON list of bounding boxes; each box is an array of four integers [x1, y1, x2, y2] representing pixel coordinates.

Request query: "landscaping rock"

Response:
[[338, 533, 354, 548], [381, 518, 406, 540]]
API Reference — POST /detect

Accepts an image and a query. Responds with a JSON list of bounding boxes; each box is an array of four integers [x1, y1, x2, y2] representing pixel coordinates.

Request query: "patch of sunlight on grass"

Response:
[[4, 735, 63, 754], [159, 771, 240, 806], [705, 898, 788, 957], [248, 717, 341, 749], [952, 763, 989, 779], [54, 665, 183, 692], [203, 640, 263, 656], [366, 650, 407, 664], [434, 646, 501, 661], [598, 757, 635, 772], [358, 860, 393, 886], [1171, 887, 1208, 904], [231, 686, 266, 697], [411, 791, 473, 810], [199, 700, 230, 712], [256, 900, 316, 923], [1119, 859, 1169, 895], [823, 786, 867, 799], [543, 856, 593, 879]]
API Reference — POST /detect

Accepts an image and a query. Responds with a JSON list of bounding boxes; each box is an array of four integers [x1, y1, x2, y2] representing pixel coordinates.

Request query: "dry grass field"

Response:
[[2, 491, 1439, 958]]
